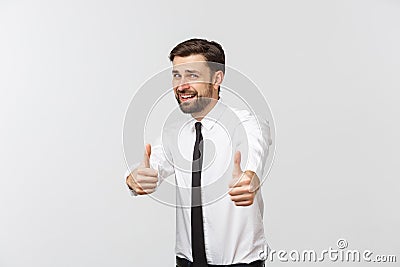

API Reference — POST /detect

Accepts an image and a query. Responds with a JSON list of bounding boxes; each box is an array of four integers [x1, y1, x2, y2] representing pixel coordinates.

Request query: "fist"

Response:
[[126, 144, 158, 195], [228, 151, 260, 206]]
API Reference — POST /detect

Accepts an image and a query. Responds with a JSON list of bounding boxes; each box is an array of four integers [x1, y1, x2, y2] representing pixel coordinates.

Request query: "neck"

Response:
[[192, 99, 218, 121]]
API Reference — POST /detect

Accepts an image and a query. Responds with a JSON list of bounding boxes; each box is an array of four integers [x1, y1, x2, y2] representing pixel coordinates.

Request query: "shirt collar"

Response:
[[190, 100, 227, 132]]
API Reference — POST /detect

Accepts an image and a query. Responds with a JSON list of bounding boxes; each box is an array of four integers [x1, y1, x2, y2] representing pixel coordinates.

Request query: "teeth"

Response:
[[181, 95, 194, 99]]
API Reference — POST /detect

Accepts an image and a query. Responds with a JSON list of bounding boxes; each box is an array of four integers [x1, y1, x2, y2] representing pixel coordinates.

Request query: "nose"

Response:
[[176, 80, 190, 92]]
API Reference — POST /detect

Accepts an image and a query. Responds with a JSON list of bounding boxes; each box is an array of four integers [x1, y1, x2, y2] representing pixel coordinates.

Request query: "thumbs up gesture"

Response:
[[228, 151, 260, 206], [126, 144, 159, 195]]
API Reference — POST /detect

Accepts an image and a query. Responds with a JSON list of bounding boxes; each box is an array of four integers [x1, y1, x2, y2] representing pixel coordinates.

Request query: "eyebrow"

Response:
[[172, 69, 201, 74]]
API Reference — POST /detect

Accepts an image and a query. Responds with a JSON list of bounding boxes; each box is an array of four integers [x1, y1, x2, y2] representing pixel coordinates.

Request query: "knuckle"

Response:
[[137, 189, 145, 195], [144, 188, 154, 194], [135, 184, 143, 191], [134, 174, 142, 181]]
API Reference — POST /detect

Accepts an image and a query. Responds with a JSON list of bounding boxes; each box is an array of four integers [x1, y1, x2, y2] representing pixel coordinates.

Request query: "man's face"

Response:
[[172, 54, 217, 114]]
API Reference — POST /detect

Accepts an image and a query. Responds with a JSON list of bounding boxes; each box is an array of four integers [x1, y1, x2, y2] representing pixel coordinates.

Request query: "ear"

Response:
[[212, 70, 224, 90]]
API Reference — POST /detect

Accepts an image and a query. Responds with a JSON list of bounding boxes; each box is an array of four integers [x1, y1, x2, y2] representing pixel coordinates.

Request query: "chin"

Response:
[[179, 104, 201, 114]]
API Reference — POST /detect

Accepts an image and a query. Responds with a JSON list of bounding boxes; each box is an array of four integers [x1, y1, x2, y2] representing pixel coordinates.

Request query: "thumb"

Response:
[[232, 151, 242, 177], [142, 144, 151, 168]]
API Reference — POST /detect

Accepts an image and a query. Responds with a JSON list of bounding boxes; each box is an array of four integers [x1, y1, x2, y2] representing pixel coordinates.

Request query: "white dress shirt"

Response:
[[126, 100, 272, 265]]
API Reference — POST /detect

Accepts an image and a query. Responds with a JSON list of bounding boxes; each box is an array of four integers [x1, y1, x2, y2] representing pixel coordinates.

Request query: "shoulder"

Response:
[[226, 107, 272, 145], [227, 107, 264, 126]]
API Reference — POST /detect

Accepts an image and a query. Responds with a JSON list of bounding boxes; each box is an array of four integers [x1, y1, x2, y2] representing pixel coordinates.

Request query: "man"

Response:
[[126, 38, 271, 266]]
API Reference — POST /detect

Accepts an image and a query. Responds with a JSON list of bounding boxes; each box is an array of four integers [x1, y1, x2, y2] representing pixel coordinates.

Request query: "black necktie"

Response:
[[192, 122, 207, 265]]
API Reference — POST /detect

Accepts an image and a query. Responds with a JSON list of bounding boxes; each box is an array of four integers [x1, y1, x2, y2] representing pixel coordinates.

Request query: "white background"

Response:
[[1, 0, 399, 266]]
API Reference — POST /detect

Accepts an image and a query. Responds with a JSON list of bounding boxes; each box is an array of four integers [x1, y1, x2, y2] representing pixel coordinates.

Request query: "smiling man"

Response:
[[126, 38, 271, 266]]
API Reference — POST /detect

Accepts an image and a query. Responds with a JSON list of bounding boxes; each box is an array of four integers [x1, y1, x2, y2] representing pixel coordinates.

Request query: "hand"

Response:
[[228, 151, 260, 206], [126, 144, 158, 195]]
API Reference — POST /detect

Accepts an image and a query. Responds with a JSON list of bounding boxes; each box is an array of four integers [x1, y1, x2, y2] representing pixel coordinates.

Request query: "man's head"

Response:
[[169, 38, 225, 115]]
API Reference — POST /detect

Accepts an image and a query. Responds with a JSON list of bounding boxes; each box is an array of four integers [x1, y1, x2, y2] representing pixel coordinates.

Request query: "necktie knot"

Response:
[[195, 122, 202, 132]]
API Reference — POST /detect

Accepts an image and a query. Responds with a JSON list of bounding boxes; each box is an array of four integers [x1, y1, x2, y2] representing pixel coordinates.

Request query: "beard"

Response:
[[176, 85, 213, 114]]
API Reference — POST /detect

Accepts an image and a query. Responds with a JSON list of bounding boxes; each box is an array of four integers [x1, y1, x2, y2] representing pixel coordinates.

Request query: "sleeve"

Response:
[[234, 110, 272, 180], [124, 136, 175, 196]]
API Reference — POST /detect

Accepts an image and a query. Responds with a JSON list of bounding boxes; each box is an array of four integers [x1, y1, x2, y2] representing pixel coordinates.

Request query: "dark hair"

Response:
[[169, 38, 225, 95]]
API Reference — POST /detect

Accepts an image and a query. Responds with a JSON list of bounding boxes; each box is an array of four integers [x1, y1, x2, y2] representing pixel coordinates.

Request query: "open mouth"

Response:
[[179, 93, 196, 102]]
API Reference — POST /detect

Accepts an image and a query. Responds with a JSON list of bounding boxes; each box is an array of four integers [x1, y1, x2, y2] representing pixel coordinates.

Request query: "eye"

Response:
[[173, 73, 181, 78], [190, 74, 199, 78]]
